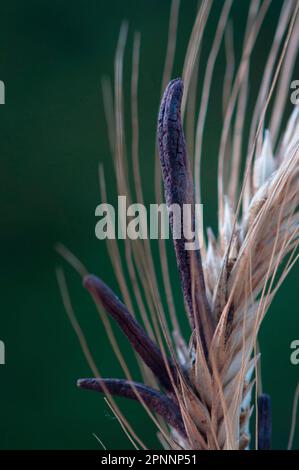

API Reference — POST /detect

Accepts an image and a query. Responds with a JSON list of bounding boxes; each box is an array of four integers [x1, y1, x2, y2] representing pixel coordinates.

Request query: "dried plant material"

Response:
[[58, 0, 299, 450]]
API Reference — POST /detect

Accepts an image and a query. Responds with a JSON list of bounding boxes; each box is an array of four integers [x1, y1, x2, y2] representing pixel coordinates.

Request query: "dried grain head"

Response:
[[58, 0, 299, 450]]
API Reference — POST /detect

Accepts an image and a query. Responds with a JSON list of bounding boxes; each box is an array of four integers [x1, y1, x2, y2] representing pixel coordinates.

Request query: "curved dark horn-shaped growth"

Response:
[[84, 274, 178, 392], [158, 78, 213, 351], [78, 378, 186, 436]]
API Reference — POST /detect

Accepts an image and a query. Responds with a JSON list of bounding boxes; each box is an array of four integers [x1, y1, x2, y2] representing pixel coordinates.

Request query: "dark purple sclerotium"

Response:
[[158, 79, 213, 352], [83, 274, 178, 392], [258, 394, 272, 450], [77, 378, 186, 436]]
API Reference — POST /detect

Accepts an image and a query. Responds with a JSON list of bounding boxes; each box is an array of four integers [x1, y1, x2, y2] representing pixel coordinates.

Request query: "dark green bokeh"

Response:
[[0, 0, 298, 450]]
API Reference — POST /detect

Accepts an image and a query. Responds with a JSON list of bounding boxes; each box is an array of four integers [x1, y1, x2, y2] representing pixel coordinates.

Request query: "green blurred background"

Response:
[[0, 0, 298, 450]]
